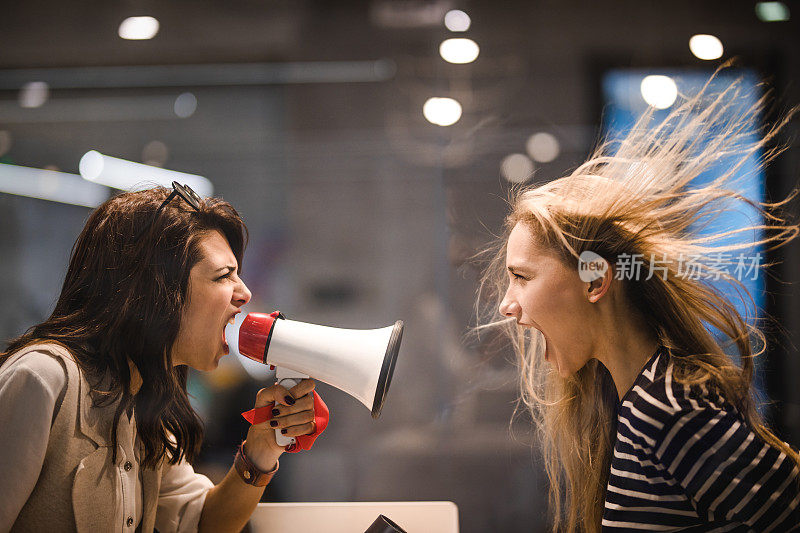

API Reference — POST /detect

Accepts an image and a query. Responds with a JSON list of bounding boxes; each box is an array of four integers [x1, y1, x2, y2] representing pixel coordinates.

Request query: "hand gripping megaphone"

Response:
[[239, 311, 403, 447]]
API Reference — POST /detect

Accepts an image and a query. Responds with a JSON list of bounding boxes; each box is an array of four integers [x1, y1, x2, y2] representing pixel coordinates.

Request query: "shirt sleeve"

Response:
[[154, 457, 215, 533], [652, 398, 800, 531], [0, 352, 66, 531]]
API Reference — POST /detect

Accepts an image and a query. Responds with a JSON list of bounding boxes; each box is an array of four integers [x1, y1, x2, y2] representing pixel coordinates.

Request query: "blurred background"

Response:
[[2, 1, 800, 531]]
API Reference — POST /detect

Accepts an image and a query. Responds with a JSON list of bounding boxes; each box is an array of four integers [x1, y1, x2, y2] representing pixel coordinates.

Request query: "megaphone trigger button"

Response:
[[269, 365, 275, 370]]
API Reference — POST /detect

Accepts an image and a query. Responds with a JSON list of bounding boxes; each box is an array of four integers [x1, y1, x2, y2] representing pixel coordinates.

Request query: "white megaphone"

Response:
[[239, 311, 403, 447]]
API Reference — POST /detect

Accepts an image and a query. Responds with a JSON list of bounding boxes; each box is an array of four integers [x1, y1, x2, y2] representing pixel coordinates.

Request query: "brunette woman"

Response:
[[0, 184, 324, 532]]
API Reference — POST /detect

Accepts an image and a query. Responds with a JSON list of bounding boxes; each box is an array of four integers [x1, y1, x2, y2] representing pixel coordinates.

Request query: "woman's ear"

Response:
[[586, 259, 612, 303], [578, 251, 612, 303]]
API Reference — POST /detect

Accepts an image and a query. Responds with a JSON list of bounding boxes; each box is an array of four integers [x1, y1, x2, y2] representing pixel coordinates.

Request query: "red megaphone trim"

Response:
[[238, 311, 285, 365]]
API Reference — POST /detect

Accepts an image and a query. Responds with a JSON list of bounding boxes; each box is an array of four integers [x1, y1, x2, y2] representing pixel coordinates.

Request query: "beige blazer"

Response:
[[0, 343, 212, 533]]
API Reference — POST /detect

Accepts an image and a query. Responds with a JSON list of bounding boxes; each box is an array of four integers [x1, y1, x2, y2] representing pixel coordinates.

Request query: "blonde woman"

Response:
[[480, 78, 800, 532]]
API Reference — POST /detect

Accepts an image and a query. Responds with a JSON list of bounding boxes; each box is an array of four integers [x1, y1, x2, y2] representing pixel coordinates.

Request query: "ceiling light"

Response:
[[444, 10, 471, 32], [79, 150, 213, 197], [526, 133, 560, 163], [0, 163, 109, 207], [439, 38, 480, 64], [689, 34, 724, 60], [501, 154, 534, 183], [755, 2, 790, 21], [118, 16, 160, 40], [174, 92, 197, 118], [19, 81, 49, 108], [640, 75, 678, 109], [142, 140, 169, 167], [423, 97, 462, 126]]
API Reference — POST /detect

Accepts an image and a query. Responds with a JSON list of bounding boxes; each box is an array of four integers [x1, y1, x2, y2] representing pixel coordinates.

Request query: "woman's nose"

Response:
[[499, 296, 520, 318], [234, 280, 252, 306]]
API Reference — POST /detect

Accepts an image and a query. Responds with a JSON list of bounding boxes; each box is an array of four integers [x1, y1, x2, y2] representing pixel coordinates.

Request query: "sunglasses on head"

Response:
[[134, 181, 202, 241]]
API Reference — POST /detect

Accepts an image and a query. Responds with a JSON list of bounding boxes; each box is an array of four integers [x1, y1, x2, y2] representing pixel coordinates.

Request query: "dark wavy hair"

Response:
[[1, 186, 248, 469]]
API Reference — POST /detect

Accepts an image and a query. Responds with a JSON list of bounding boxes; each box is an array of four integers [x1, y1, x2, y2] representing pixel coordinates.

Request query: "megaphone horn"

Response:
[[239, 311, 403, 419]]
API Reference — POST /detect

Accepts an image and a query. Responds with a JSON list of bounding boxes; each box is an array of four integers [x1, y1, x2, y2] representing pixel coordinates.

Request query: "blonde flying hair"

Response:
[[478, 74, 800, 532]]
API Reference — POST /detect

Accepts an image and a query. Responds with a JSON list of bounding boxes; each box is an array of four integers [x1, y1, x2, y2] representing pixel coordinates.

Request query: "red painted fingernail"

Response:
[[270, 421, 278, 427], [272, 408, 280, 417], [284, 396, 296, 405], [281, 429, 288, 434]]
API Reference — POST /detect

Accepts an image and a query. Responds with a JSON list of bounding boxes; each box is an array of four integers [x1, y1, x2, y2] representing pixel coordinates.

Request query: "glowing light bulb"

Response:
[[439, 38, 480, 64], [444, 10, 471, 32], [174, 92, 197, 118], [640, 75, 678, 109], [19, 81, 49, 108], [526, 133, 560, 163], [755, 2, 790, 22], [501, 154, 534, 183], [118, 16, 160, 40], [689, 34, 724, 60], [423, 97, 462, 126]]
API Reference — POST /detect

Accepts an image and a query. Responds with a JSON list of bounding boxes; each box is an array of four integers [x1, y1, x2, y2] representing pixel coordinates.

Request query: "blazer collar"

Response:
[[77, 368, 119, 446]]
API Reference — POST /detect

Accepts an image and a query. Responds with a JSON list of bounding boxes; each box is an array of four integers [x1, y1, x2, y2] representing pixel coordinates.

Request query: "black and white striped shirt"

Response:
[[602, 346, 800, 532]]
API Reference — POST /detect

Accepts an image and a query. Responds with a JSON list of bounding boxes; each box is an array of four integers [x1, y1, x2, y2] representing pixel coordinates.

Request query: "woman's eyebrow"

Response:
[[214, 265, 236, 274]]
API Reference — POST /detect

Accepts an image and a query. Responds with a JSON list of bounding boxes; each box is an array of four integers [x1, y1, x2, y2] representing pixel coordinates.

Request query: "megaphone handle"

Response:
[[274, 367, 309, 447]]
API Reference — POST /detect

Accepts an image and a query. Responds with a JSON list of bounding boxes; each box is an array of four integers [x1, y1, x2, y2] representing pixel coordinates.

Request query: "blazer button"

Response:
[[124, 461, 133, 472], [126, 516, 133, 527]]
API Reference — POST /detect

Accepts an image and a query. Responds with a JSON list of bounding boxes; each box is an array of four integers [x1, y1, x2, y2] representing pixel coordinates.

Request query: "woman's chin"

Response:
[[212, 341, 229, 365], [197, 350, 225, 372], [545, 347, 570, 378], [211, 350, 226, 368]]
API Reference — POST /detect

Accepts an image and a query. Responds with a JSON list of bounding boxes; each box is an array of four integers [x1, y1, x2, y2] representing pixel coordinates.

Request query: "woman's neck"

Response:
[[600, 337, 659, 402], [591, 300, 659, 401]]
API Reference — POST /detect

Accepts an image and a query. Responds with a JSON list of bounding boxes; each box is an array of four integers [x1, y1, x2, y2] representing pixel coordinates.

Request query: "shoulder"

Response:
[[619, 351, 679, 429], [0, 343, 72, 397], [619, 350, 737, 449]]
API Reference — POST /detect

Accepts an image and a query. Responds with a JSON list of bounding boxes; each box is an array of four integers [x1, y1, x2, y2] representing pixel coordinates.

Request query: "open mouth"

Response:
[[221, 314, 238, 355]]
